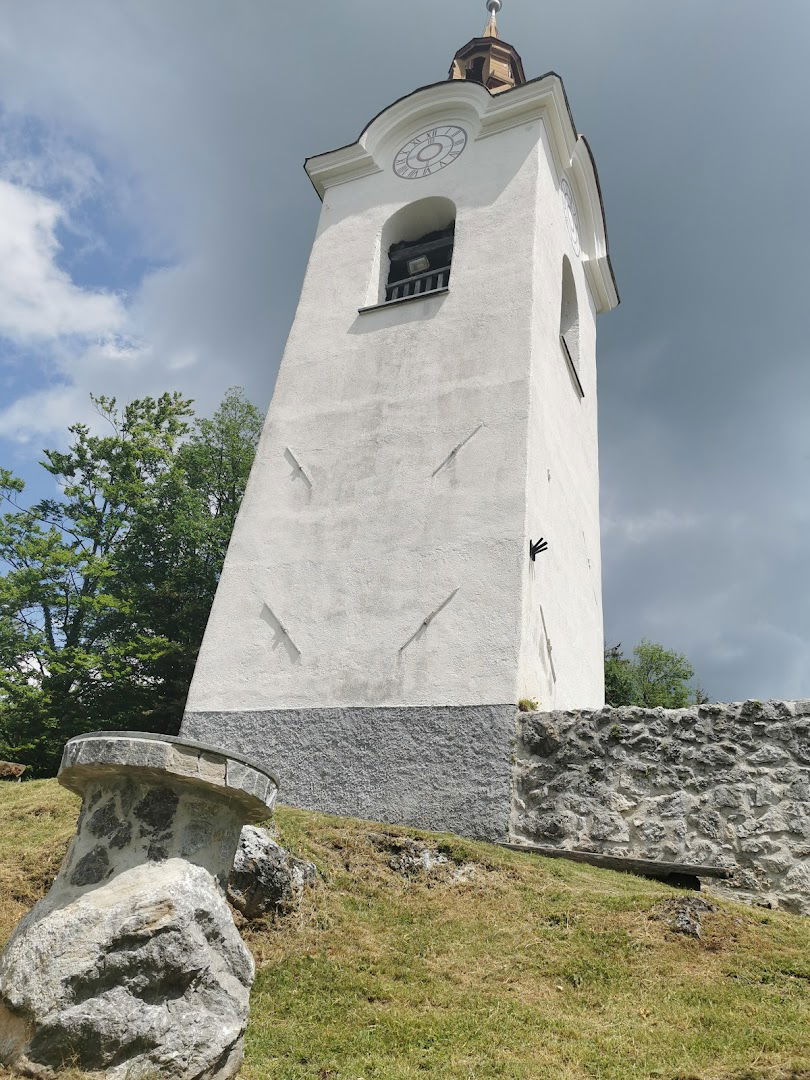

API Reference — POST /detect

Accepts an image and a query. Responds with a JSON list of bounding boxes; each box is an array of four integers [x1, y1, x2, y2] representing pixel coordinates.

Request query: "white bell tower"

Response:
[[183, 2, 619, 840]]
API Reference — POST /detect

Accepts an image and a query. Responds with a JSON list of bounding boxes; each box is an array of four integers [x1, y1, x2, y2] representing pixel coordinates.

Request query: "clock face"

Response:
[[394, 125, 468, 179], [560, 177, 582, 256]]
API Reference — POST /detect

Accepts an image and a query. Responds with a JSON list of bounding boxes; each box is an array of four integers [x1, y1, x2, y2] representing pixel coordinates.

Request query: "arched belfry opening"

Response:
[[380, 196, 456, 303], [560, 256, 583, 396]]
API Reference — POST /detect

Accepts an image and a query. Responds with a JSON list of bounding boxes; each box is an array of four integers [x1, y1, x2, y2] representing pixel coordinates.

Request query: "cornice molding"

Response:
[[304, 143, 383, 194]]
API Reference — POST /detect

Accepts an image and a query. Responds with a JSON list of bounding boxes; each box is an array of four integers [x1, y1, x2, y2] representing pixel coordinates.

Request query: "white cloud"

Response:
[[0, 179, 124, 342], [0, 177, 135, 442], [602, 507, 702, 546], [0, 112, 102, 208], [0, 383, 87, 444], [0, 339, 154, 442]]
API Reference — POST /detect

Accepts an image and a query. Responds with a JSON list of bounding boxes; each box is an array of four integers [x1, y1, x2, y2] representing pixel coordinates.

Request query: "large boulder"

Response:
[[0, 861, 252, 1079], [228, 825, 317, 920]]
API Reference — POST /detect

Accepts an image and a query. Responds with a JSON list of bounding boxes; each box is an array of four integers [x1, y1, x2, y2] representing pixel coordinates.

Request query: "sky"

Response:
[[0, 0, 808, 703]]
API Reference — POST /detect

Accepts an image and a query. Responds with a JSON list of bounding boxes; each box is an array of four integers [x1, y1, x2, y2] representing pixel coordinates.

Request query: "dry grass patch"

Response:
[[0, 779, 79, 946], [244, 810, 810, 1080], [0, 783, 808, 1080]]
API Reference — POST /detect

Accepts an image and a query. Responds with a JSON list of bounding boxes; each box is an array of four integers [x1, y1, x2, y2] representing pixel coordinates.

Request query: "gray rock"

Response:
[[712, 785, 744, 809], [638, 820, 666, 844], [227, 825, 317, 920], [520, 760, 558, 787], [658, 896, 715, 939], [372, 834, 478, 884], [0, 861, 252, 1079], [758, 851, 794, 875], [390, 844, 449, 876], [521, 716, 562, 757], [729, 865, 769, 891], [532, 811, 578, 842], [788, 774, 810, 799], [655, 792, 695, 819], [783, 862, 810, 893], [624, 731, 662, 754], [700, 743, 738, 769], [588, 810, 629, 843], [692, 811, 723, 841], [748, 745, 790, 766]]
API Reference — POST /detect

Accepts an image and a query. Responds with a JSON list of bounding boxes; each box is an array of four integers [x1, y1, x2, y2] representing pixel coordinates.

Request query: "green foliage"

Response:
[[604, 640, 705, 708], [0, 388, 262, 776], [518, 698, 539, 713]]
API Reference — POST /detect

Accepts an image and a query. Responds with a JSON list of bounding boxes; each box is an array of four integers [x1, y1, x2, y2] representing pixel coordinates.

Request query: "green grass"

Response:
[[1, 780, 809, 1080]]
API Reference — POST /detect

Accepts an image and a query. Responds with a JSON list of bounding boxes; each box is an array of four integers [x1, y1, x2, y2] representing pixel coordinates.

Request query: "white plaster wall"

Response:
[[187, 87, 604, 714], [518, 129, 604, 710]]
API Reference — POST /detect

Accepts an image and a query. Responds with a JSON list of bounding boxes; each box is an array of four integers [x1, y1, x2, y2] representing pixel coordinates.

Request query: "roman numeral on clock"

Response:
[[394, 125, 467, 177]]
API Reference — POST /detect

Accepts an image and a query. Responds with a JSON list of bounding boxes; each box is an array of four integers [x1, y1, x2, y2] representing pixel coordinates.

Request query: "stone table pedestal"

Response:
[[0, 732, 278, 1079]]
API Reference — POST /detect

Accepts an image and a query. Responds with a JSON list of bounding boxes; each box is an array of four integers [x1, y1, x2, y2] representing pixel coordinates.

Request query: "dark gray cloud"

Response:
[[0, 0, 807, 700]]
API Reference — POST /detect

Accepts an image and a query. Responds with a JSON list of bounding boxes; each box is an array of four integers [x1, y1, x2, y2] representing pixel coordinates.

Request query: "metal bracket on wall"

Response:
[[399, 588, 460, 653], [284, 447, 313, 488], [261, 602, 302, 663], [530, 538, 548, 561], [431, 422, 485, 477], [539, 603, 557, 684]]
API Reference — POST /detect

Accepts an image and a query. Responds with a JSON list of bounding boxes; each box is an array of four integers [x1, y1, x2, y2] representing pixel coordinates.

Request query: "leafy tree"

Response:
[[603, 644, 637, 707], [604, 640, 705, 708], [0, 388, 262, 775]]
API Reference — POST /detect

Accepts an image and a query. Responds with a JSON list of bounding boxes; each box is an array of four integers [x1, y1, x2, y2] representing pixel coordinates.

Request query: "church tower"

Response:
[[183, 2, 619, 840]]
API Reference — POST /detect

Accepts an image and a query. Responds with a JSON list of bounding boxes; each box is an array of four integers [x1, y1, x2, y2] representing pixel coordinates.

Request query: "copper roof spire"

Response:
[[449, 0, 525, 95]]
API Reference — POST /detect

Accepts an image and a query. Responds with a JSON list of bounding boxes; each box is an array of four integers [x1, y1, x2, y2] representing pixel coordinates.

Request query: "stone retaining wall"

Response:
[[512, 701, 810, 914]]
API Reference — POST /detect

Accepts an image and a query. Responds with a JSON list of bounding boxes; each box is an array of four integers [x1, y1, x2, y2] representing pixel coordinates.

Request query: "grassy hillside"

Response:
[[1, 780, 809, 1080]]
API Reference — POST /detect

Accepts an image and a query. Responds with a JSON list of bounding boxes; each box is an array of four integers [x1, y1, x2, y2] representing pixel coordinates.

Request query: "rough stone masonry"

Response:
[[513, 700, 810, 914]]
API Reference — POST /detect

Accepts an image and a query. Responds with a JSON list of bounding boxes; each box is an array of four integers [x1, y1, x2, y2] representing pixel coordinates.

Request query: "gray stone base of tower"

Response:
[[181, 705, 517, 842]]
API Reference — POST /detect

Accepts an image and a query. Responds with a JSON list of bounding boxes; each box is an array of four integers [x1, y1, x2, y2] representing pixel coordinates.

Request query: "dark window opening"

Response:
[[385, 223, 455, 303], [560, 256, 583, 397], [466, 56, 486, 84]]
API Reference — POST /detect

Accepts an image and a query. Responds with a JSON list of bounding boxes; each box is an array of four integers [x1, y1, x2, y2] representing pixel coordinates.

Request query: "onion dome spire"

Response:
[[449, 1, 526, 95]]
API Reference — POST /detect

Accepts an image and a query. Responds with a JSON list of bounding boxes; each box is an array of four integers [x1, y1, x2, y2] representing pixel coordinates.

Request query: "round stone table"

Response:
[[0, 732, 278, 1079]]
